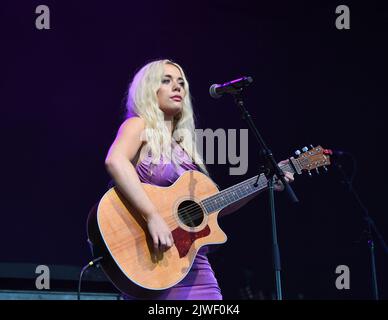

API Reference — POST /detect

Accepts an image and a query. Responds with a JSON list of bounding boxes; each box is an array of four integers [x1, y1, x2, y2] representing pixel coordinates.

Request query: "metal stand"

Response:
[[336, 157, 388, 300], [232, 90, 299, 300]]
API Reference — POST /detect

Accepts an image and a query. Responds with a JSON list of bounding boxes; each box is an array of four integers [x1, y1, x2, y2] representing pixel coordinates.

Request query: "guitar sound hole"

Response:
[[177, 200, 204, 228]]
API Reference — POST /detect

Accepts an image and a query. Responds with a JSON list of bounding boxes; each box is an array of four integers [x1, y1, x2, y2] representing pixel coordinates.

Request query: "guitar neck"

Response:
[[200, 162, 296, 214]]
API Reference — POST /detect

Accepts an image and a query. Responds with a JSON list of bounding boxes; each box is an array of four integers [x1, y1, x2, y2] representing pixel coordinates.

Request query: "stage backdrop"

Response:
[[1, 0, 387, 299]]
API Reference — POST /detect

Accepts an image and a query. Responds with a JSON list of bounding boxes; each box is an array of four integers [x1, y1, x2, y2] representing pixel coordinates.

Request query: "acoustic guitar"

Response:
[[87, 145, 332, 297]]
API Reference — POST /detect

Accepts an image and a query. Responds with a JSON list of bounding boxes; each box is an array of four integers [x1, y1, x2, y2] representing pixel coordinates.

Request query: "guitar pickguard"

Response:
[[171, 226, 211, 258]]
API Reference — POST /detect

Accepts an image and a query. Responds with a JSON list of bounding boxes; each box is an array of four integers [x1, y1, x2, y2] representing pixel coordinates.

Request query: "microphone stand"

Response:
[[335, 158, 388, 300], [231, 90, 299, 300]]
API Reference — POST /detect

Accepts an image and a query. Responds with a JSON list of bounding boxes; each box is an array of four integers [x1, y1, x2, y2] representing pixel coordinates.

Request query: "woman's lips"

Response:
[[171, 96, 182, 102]]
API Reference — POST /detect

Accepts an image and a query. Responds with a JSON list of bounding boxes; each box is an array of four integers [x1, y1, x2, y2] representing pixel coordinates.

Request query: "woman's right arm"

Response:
[[104, 117, 174, 252]]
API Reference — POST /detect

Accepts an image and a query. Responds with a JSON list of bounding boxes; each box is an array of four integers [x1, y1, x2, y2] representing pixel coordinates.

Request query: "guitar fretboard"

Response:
[[200, 163, 294, 214]]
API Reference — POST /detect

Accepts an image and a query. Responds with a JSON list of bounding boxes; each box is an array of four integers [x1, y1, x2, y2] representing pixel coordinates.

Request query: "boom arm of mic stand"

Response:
[[233, 93, 299, 203]]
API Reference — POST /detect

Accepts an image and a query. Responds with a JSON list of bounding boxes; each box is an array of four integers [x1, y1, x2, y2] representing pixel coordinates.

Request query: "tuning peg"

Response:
[[315, 168, 320, 174], [308, 170, 312, 177], [295, 150, 301, 156], [323, 166, 328, 172], [310, 144, 315, 149], [302, 146, 308, 152]]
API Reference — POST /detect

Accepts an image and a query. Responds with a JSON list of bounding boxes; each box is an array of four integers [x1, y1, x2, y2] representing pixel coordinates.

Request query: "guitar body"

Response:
[[87, 170, 227, 298]]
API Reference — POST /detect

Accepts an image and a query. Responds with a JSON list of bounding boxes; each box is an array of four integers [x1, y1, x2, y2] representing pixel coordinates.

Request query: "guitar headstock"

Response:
[[290, 145, 332, 176]]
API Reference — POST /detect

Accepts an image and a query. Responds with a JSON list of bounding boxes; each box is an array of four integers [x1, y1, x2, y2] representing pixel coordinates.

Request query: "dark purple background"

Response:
[[1, 1, 387, 299]]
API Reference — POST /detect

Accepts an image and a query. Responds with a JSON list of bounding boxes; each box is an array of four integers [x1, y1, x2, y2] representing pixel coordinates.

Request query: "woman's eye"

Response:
[[161, 79, 185, 87]]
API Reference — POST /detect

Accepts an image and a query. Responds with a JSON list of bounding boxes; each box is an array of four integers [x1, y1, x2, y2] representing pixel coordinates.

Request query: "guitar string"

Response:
[[116, 164, 289, 250], [123, 175, 270, 249], [111, 168, 293, 264], [151, 160, 307, 229], [163, 163, 293, 225], [119, 164, 292, 238], [108, 162, 315, 265], [153, 162, 293, 227], [172, 159, 327, 232], [114, 175, 269, 266], [169, 175, 269, 226], [130, 144, 304, 229], [173, 175, 268, 223], [111, 173, 270, 260], [111, 164, 291, 250]]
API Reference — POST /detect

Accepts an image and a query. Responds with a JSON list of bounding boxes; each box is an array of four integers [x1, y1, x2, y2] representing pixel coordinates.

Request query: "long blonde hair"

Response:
[[126, 59, 209, 176]]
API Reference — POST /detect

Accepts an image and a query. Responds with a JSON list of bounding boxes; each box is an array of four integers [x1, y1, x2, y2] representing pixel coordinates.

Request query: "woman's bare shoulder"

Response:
[[118, 116, 146, 133], [107, 117, 146, 162]]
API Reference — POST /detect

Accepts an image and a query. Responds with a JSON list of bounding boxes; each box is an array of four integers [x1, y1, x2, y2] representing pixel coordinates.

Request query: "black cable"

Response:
[[337, 151, 357, 189], [77, 256, 103, 300], [335, 152, 388, 300]]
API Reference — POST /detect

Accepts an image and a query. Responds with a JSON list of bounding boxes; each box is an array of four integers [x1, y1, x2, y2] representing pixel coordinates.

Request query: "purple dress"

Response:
[[124, 142, 222, 300]]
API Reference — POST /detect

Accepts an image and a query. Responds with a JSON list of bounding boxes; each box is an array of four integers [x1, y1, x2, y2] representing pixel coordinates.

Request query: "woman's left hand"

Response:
[[274, 160, 295, 192]]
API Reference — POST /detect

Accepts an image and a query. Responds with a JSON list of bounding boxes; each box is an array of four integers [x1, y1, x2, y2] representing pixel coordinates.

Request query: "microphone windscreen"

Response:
[[209, 84, 221, 99]]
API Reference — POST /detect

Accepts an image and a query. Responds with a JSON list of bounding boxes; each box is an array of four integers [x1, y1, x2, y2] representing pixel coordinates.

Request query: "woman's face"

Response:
[[157, 63, 186, 118]]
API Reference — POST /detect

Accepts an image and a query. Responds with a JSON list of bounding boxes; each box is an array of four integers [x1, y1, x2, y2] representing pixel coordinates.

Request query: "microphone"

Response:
[[209, 76, 253, 99]]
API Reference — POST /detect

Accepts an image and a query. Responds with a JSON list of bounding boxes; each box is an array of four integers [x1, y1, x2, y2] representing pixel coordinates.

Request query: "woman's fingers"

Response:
[[151, 234, 162, 256], [165, 237, 173, 249], [147, 215, 174, 253], [273, 170, 295, 191], [157, 233, 174, 252], [284, 171, 294, 183]]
